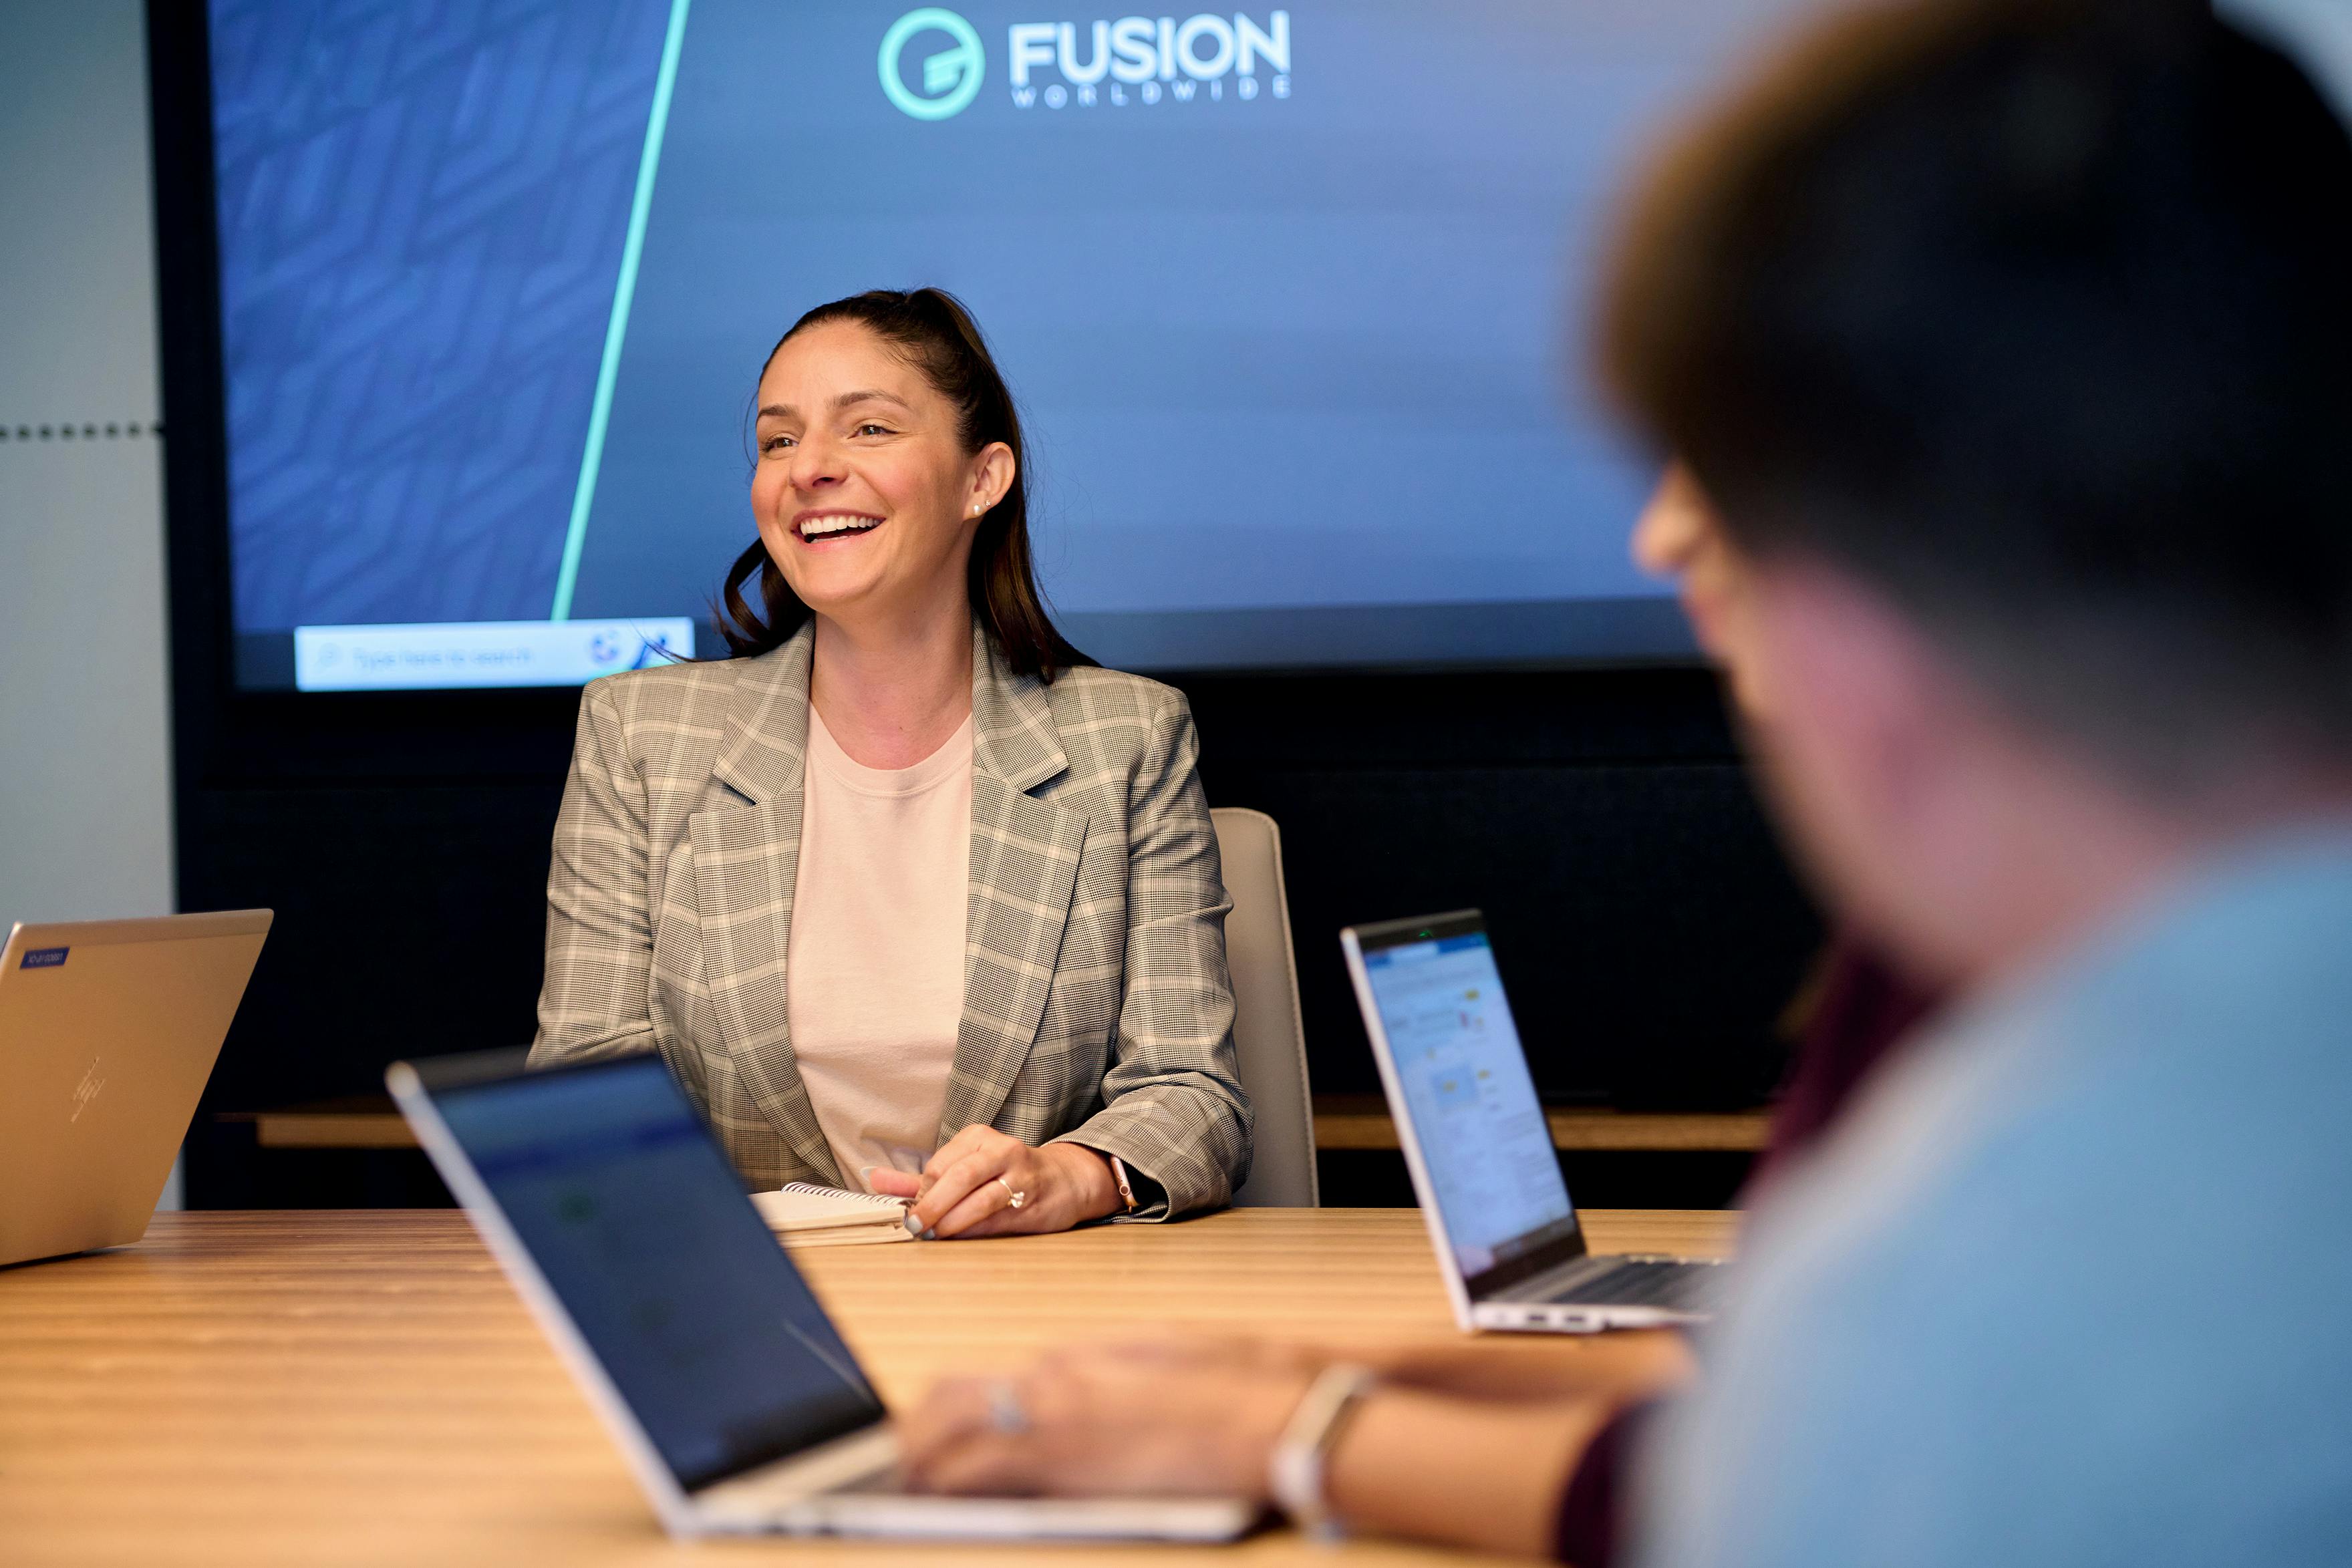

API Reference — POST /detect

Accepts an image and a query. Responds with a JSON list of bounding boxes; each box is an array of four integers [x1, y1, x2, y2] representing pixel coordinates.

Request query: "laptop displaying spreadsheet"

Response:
[[1358, 927, 1584, 1283], [1342, 910, 1723, 1333]]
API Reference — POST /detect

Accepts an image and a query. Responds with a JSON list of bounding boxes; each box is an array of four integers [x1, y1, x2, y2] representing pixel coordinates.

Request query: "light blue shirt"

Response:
[[1634, 832, 2352, 1568]]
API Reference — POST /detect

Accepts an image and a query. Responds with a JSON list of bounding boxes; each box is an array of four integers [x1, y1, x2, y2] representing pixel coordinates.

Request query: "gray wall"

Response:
[[1, 0, 178, 1206], [0, 0, 174, 928]]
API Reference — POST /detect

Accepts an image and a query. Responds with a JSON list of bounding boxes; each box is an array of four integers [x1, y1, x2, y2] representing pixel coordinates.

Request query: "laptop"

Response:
[[386, 1048, 1256, 1542], [1, 911, 273, 1268], [1340, 909, 1727, 1334]]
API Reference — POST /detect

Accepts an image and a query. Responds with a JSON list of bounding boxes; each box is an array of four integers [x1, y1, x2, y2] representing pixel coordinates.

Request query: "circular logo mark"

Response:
[[879, 8, 985, 120]]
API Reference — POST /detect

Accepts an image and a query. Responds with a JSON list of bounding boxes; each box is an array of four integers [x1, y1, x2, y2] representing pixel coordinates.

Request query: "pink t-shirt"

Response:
[[786, 709, 974, 1189]]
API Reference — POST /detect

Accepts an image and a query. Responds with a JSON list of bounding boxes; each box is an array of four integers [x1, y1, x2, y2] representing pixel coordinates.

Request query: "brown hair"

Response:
[[1595, 0, 2352, 780], [714, 287, 1091, 681]]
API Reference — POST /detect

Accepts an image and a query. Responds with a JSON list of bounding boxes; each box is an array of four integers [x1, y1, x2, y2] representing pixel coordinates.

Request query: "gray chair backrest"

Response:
[[1211, 807, 1318, 1206]]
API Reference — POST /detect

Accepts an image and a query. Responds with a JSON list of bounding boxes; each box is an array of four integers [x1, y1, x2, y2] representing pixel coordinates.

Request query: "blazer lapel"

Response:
[[689, 625, 844, 1187], [939, 626, 1088, 1140]]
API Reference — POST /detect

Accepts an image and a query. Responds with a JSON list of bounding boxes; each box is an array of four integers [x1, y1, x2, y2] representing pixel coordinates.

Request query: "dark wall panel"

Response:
[[1218, 761, 1817, 1104], [186, 784, 561, 1111], [1185, 665, 1820, 1106]]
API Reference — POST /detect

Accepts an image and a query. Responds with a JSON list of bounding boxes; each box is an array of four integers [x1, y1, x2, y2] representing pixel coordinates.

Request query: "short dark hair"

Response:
[[717, 287, 1091, 681], [1600, 0, 2352, 784]]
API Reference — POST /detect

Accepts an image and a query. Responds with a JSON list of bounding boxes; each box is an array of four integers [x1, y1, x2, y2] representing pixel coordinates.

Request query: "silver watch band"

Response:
[[1268, 1363, 1377, 1541]]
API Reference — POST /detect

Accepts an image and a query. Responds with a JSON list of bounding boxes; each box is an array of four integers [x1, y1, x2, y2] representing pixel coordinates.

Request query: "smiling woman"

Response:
[[718, 291, 1086, 683], [527, 289, 1254, 1237]]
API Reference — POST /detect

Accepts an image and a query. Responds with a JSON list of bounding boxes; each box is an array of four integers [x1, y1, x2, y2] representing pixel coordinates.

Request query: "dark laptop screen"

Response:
[[1355, 913, 1588, 1295], [426, 1056, 885, 1491]]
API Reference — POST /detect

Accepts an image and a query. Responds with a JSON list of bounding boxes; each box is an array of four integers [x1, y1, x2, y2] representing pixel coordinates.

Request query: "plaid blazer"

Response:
[[528, 621, 1252, 1217]]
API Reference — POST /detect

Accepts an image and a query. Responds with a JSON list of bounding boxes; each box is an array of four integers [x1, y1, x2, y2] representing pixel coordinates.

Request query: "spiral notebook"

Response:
[[750, 1182, 913, 1248]]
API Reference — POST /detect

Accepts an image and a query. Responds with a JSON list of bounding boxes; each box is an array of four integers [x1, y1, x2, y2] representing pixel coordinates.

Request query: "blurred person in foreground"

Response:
[[894, 0, 2352, 1561]]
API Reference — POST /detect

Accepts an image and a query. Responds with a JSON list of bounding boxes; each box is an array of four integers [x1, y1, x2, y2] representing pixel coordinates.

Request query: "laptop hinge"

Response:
[[694, 1422, 898, 1520], [1485, 1253, 1618, 1304]]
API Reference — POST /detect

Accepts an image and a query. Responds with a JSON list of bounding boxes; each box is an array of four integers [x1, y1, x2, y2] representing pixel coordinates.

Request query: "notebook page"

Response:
[[752, 1183, 910, 1235]]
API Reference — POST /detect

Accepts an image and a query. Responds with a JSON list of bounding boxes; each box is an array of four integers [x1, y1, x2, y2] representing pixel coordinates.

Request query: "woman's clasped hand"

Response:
[[867, 1125, 1125, 1239]]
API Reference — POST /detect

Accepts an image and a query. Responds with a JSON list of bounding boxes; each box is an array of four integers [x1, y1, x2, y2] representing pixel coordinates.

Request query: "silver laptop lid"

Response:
[[0, 911, 271, 1267], [388, 1050, 887, 1525], [1342, 911, 1590, 1310]]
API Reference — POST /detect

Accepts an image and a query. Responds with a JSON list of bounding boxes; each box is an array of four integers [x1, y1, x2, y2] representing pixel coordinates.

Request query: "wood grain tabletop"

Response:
[[0, 1207, 1735, 1566]]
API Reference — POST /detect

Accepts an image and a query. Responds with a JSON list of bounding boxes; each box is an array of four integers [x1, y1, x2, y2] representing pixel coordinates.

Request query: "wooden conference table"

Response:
[[0, 1207, 1736, 1567]]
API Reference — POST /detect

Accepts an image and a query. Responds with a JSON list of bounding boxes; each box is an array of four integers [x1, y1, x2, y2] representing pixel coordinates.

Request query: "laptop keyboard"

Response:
[[1541, 1258, 1719, 1309]]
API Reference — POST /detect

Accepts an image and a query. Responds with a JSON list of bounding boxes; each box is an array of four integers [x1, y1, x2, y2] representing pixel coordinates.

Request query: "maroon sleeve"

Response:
[[1741, 937, 1940, 1202], [1552, 1399, 1655, 1566], [1550, 937, 1942, 1563]]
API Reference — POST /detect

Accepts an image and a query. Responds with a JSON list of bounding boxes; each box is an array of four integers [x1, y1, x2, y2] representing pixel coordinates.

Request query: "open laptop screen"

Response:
[[424, 1056, 885, 1491], [1356, 916, 1588, 1294]]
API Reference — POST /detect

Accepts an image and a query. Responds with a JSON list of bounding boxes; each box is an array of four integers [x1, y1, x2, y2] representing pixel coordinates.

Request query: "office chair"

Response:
[[1210, 808, 1318, 1206]]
